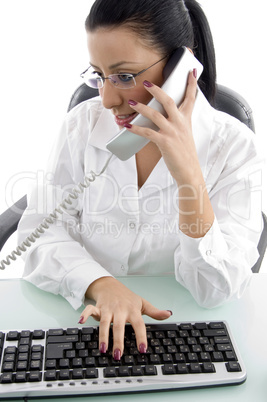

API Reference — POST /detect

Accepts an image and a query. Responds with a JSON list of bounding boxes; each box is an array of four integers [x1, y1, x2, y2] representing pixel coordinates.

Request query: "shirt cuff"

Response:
[[178, 217, 228, 268], [60, 261, 113, 310]]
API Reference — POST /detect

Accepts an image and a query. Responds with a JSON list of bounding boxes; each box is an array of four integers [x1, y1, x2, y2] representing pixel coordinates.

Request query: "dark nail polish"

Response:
[[78, 316, 84, 324], [124, 123, 132, 129], [100, 342, 107, 354], [193, 68, 197, 78], [128, 99, 138, 106], [139, 343, 147, 354], [167, 310, 173, 316], [113, 349, 121, 361], [143, 80, 153, 88]]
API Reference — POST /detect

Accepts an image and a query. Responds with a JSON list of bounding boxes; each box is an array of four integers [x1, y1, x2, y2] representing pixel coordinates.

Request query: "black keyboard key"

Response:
[[177, 363, 189, 374], [225, 351, 237, 361], [59, 358, 69, 368], [85, 357, 96, 367], [144, 365, 157, 376], [18, 353, 28, 361], [16, 361, 28, 371], [162, 364, 176, 375], [28, 371, 42, 382], [5, 346, 16, 354], [217, 344, 232, 352], [203, 362, 216, 373], [212, 352, 224, 362], [15, 371, 27, 382], [21, 330, 31, 338], [118, 366, 131, 377], [48, 329, 64, 336], [146, 324, 178, 332], [104, 367, 117, 377], [226, 362, 242, 372], [2, 362, 15, 372], [32, 345, 44, 353], [174, 353, 186, 363], [85, 368, 98, 378], [81, 327, 94, 335], [7, 331, 19, 341], [46, 343, 73, 359], [190, 363, 202, 373], [44, 370, 57, 381], [203, 329, 227, 337], [209, 322, 225, 329], [132, 366, 144, 376], [124, 355, 135, 365], [47, 335, 79, 343], [73, 358, 83, 368], [30, 360, 42, 371], [32, 330, 45, 339], [45, 359, 56, 369], [200, 352, 211, 362], [72, 369, 84, 379], [194, 322, 208, 330], [58, 369, 70, 380], [150, 354, 161, 364], [1, 373, 13, 383]]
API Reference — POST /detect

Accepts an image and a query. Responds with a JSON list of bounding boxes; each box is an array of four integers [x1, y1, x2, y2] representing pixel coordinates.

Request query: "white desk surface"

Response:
[[0, 274, 266, 402]]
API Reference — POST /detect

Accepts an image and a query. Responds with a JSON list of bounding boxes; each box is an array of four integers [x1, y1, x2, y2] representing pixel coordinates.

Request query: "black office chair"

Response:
[[0, 83, 266, 273]]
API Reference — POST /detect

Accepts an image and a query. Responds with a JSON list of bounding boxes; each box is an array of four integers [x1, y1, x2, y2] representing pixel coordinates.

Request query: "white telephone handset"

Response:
[[106, 47, 203, 160]]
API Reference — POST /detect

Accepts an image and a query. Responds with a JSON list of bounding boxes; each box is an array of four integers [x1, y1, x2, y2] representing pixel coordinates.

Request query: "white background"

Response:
[[0, 0, 266, 278]]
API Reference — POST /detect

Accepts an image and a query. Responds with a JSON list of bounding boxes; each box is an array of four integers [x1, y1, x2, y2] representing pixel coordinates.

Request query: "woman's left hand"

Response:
[[127, 70, 200, 186]]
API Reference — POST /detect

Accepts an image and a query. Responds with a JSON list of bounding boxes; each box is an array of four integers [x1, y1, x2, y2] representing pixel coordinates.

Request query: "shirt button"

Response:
[[206, 250, 212, 256], [70, 292, 75, 298], [121, 265, 125, 271], [129, 222, 136, 229]]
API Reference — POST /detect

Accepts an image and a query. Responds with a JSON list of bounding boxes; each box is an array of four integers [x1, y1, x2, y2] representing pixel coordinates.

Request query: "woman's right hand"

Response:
[[79, 277, 172, 360]]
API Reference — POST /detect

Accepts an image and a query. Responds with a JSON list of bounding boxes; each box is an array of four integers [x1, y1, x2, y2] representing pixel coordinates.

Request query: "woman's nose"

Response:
[[100, 80, 123, 110]]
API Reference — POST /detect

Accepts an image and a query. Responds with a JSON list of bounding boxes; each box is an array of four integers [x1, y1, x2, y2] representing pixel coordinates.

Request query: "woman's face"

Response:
[[87, 26, 166, 129]]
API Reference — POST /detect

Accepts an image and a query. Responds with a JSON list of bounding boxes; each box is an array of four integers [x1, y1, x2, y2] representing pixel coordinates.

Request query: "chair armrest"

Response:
[[0, 195, 27, 251], [252, 212, 267, 273]]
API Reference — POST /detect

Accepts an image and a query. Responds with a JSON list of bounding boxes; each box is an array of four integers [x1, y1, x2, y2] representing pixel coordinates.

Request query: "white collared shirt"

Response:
[[18, 90, 264, 310]]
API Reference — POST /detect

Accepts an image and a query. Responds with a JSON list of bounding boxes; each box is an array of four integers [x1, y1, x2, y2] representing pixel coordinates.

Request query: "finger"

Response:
[[128, 98, 169, 134], [112, 316, 127, 361], [79, 305, 101, 323], [130, 315, 148, 354], [129, 83, 179, 123], [98, 313, 112, 354], [179, 70, 198, 116], [142, 299, 173, 321]]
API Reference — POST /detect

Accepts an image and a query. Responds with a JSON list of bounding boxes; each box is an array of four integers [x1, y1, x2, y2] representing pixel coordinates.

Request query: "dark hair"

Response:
[[85, 0, 216, 103]]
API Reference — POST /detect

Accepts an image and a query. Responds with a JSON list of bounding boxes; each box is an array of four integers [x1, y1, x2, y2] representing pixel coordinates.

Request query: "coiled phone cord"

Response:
[[0, 154, 113, 270]]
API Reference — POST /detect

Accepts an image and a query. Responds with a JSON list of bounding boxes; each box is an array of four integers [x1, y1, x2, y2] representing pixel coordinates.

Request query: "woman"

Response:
[[18, 0, 262, 361]]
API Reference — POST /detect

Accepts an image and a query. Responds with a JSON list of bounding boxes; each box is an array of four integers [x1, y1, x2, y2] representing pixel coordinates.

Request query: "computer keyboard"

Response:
[[0, 321, 246, 399]]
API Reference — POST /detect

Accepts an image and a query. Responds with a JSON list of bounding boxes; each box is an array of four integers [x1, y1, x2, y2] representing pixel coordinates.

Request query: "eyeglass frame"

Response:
[[80, 54, 169, 90]]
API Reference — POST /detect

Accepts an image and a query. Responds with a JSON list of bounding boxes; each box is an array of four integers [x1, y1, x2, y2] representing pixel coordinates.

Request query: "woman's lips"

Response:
[[114, 112, 138, 127]]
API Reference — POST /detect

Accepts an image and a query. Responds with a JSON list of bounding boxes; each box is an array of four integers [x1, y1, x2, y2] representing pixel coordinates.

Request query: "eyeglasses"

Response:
[[80, 55, 168, 90]]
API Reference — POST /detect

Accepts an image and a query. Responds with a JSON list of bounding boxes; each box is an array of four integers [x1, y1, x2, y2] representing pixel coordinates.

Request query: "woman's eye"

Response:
[[92, 71, 102, 78], [117, 73, 133, 82]]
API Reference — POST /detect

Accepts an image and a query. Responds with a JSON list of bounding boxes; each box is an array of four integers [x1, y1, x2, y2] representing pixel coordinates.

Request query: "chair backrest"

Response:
[[0, 83, 265, 272]]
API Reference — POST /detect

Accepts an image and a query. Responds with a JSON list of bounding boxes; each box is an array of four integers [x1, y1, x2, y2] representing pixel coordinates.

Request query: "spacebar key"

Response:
[[46, 343, 73, 359]]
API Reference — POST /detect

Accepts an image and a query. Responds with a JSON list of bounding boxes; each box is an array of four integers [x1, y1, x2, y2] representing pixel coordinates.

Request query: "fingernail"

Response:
[[167, 310, 173, 316], [128, 99, 138, 106], [113, 349, 121, 361], [193, 68, 197, 79], [124, 123, 132, 129], [139, 343, 147, 354], [143, 80, 153, 88], [100, 342, 107, 354], [78, 316, 84, 324]]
